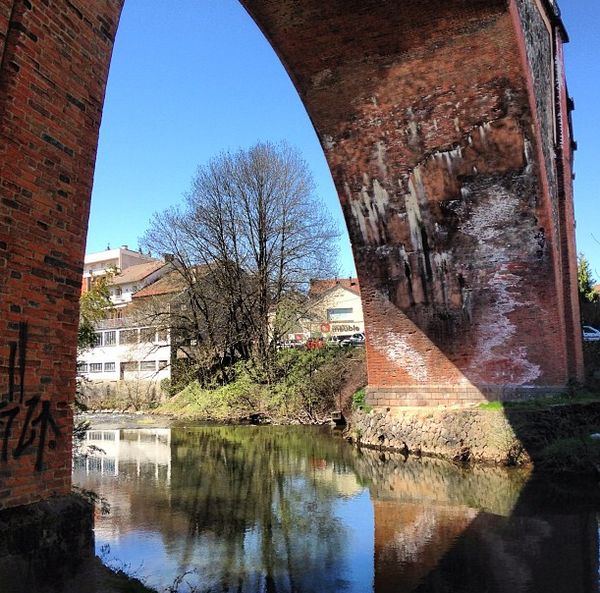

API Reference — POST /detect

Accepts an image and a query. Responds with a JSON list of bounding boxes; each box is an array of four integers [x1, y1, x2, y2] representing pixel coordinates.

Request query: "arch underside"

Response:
[[241, 0, 582, 405], [0, 0, 582, 510]]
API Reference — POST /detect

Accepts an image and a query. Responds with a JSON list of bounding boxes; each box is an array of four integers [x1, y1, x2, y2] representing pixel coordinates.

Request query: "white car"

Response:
[[583, 326, 600, 342], [340, 333, 365, 347]]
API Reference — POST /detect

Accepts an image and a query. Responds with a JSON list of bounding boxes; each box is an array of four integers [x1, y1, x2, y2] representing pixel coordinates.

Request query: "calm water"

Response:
[[73, 424, 600, 593]]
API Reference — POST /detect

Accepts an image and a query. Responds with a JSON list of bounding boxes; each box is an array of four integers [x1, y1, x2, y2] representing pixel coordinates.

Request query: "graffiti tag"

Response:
[[2, 321, 62, 471]]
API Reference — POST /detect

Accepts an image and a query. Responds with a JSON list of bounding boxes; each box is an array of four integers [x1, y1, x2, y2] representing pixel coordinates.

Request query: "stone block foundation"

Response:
[[367, 385, 568, 407], [0, 494, 94, 592]]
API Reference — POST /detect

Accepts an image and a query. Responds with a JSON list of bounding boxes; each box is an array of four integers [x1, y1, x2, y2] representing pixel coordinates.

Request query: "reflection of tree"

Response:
[[72, 426, 600, 593], [166, 426, 358, 592]]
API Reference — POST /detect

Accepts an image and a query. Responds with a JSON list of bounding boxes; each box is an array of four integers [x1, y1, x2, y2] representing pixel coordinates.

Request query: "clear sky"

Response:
[[88, 0, 598, 280]]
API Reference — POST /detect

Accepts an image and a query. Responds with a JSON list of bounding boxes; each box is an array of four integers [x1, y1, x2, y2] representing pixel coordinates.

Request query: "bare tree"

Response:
[[141, 142, 339, 375]]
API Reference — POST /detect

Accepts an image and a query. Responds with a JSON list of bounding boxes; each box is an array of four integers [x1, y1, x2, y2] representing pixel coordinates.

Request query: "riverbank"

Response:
[[349, 395, 600, 474], [153, 347, 366, 424]]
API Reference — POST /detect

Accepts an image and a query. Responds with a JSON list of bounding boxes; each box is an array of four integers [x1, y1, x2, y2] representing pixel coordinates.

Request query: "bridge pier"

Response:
[[241, 0, 582, 405]]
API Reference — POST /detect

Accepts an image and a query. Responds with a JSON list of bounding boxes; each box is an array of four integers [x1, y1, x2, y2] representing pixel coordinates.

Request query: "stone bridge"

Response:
[[0, 0, 581, 511]]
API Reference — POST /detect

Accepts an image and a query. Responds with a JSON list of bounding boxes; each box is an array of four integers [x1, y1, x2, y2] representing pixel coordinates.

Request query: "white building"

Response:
[[280, 278, 365, 344], [77, 319, 172, 383], [108, 260, 169, 309], [306, 278, 364, 339], [78, 247, 175, 390], [82, 245, 158, 293]]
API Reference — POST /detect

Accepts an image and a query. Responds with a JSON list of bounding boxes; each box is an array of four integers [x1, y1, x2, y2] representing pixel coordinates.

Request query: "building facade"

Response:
[[81, 245, 159, 294], [281, 278, 365, 344], [78, 248, 175, 397]]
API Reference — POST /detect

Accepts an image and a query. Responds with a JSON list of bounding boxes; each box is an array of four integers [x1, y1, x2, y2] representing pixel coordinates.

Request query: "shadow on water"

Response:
[[71, 424, 600, 593]]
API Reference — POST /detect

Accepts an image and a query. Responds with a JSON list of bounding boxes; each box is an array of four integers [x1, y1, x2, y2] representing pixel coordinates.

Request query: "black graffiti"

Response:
[[7, 322, 27, 403], [2, 321, 61, 471], [0, 397, 61, 471]]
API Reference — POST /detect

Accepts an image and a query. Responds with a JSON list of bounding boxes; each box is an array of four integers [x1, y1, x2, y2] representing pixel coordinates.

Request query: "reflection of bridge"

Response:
[[0, 0, 585, 512], [73, 427, 600, 593], [355, 450, 600, 593], [75, 429, 171, 482]]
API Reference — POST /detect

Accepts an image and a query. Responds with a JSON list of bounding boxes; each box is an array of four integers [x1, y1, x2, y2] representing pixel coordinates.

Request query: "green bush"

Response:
[[536, 436, 600, 474], [352, 388, 371, 412], [157, 346, 363, 423]]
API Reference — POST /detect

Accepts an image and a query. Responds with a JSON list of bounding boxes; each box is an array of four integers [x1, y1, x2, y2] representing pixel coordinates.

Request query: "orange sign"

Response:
[[320, 323, 331, 333]]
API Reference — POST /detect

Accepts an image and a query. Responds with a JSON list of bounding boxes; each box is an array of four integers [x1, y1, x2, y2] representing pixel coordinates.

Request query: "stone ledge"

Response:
[[349, 402, 600, 468], [366, 384, 567, 406]]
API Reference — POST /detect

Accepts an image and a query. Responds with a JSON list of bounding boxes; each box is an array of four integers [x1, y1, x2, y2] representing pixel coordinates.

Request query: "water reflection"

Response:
[[73, 425, 600, 592]]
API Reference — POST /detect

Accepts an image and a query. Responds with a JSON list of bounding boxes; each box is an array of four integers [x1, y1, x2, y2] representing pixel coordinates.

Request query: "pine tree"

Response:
[[577, 253, 598, 303]]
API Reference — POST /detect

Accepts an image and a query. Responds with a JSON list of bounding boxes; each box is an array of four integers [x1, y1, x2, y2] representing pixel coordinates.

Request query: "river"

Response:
[[72, 419, 600, 593]]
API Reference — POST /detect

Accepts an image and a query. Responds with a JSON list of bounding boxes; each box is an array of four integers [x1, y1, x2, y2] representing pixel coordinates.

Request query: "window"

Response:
[[115, 287, 122, 296], [158, 360, 168, 370], [93, 332, 103, 347], [89, 363, 102, 373], [123, 361, 138, 372], [140, 328, 156, 343], [120, 329, 138, 344], [140, 360, 156, 371], [104, 330, 116, 346], [327, 307, 353, 322], [77, 362, 88, 373], [104, 362, 115, 372]]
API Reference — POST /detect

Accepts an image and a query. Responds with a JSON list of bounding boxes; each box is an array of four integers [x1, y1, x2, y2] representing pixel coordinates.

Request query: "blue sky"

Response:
[[88, 0, 598, 280]]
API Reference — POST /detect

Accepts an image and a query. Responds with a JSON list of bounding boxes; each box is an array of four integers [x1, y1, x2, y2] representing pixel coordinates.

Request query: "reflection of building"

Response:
[[304, 278, 364, 339], [75, 428, 171, 482]]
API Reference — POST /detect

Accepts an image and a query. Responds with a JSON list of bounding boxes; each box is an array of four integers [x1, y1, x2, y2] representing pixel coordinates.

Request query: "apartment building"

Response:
[[78, 247, 174, 387], [81, 245, 158, 294]]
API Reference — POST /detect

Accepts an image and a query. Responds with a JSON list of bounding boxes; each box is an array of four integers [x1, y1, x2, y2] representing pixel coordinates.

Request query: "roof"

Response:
[[309, 277, 360, 298], [84, 246, 157, 265], [112, 261, 165, 285], [132, 270, 188, 298]]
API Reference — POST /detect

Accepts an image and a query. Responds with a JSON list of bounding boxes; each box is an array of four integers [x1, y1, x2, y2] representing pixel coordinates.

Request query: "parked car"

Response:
[[340, 333, 365, 347], [277, 339, 305, 349], [583, 326, 600, 342]]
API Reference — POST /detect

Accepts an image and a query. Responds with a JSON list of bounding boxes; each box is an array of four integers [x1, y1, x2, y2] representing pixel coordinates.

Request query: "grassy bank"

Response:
[[156, 347, 366, 424]]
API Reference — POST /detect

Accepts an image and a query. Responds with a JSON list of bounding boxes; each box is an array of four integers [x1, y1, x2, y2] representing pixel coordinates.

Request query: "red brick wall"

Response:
[[0, 0, 122, 510], [241, 0, 582, 404]]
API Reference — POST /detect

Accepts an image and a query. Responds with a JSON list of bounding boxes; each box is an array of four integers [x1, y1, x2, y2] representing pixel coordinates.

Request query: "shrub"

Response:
[[536, 436, 600, 474]]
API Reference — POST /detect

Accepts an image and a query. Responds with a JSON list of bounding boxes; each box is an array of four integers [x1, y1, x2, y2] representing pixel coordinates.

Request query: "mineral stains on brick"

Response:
[[241, 0, 581, 402]]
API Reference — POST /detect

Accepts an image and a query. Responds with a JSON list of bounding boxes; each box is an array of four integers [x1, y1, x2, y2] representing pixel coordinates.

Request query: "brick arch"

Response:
[[0, 0, 581, 510], [239, 0, 583, 404]]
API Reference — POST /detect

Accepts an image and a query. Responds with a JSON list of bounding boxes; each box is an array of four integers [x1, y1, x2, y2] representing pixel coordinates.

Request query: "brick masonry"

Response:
[[241, 0, 582, 403], [0, 0, 124, 511], [0, 0, 582, 511]]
